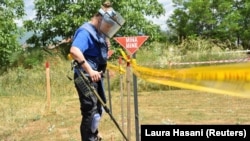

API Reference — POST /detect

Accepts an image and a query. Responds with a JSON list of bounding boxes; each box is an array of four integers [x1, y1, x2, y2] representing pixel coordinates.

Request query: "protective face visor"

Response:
[[98, 8, 125, 38]]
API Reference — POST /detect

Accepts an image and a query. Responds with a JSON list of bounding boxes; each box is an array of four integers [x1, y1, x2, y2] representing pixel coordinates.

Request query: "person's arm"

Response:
[[70, 46, 102, 82]]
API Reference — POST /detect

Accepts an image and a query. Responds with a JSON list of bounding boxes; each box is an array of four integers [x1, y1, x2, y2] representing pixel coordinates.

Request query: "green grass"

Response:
[[0, 39, 250, 140]]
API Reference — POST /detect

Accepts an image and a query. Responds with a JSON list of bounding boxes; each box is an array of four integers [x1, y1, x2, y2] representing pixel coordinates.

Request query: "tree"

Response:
[[167, 8, 189, 42], [235, 0, 250, 48], [24, 0, 165, 48], [0, 0, 25, 71], [167, 0, 250, 49]]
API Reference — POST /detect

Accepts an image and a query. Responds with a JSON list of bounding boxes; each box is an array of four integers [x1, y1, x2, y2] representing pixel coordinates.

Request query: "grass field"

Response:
[[1, 43, 250, 141], [1, 87, 250, 141]]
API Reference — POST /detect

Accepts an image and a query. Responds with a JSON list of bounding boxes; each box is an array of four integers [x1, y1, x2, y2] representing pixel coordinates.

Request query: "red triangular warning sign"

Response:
[[114, 36, 149, 55]]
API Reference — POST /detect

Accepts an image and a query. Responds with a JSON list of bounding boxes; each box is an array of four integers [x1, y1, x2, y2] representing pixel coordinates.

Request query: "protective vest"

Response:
[[74, 22, 108, 72], [73, 22, 108, 103]]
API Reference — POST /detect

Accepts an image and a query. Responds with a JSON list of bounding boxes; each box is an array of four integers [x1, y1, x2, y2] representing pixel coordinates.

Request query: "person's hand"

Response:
[[88, 70, 102, 82]]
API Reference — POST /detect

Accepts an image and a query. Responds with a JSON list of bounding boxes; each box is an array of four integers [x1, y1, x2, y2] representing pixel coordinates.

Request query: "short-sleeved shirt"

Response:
[[72, 22, 108, 71], [72, 26, 100, 57]]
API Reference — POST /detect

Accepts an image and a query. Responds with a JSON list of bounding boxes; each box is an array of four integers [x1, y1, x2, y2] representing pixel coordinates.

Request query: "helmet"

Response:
[[98, 6, 125, 38]]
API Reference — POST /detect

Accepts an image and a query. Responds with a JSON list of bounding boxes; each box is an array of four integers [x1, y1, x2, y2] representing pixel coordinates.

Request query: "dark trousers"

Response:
[[74, 73, 102, 141]]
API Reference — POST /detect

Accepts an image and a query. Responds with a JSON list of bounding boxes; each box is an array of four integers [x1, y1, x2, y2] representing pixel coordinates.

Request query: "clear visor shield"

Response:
[[100, 12, 125, 38]]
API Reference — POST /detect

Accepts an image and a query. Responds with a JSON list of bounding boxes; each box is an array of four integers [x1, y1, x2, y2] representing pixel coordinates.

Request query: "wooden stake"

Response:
[[119, 57, 125, 141], [45, 61, 51, 112], [126, 55, 131, 141]]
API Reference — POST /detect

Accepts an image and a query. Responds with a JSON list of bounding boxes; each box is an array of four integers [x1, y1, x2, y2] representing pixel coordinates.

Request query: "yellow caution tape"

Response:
[[107, 63, 125, 74], [67, 53, 125, 74], [131, 62, 250, 98], [117, 50, 250, 98], [119, 49, 129, 62], [69, 50, 250, 98]]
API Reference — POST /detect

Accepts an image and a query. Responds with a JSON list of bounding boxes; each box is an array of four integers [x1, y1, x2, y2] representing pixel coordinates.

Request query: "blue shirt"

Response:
[[72, 22, 108, 103], [72, 24, 100, 57], [72, 22, 108, 71]]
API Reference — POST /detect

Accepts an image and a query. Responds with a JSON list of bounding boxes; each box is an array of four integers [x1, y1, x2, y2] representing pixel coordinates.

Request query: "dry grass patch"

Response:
[[3, 89, 248, 141]]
